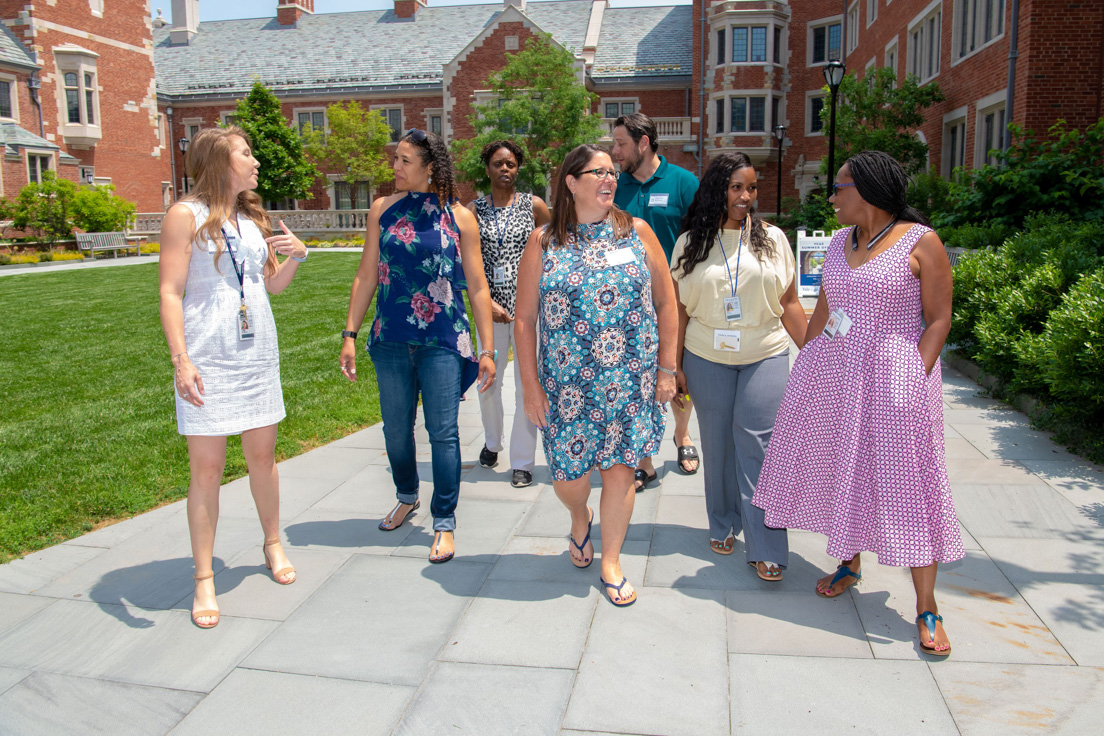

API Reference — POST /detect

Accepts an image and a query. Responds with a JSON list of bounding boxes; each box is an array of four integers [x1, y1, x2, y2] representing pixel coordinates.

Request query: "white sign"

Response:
[[796, 229, 835, 298]]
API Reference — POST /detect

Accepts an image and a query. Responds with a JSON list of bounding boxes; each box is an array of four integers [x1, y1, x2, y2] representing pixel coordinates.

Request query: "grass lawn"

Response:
[[0, 254, 379, 563]]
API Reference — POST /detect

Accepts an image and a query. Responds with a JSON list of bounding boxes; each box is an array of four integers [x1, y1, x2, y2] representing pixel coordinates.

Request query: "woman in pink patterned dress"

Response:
[[753, 151, 962, 656]]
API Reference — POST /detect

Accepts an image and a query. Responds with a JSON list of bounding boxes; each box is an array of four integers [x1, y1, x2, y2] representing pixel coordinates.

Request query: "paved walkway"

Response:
[[1, 359, 1103, 735]]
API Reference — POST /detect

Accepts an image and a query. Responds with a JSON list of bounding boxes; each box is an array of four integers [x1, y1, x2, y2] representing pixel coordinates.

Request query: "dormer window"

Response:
[[54, 44, 101, 148]]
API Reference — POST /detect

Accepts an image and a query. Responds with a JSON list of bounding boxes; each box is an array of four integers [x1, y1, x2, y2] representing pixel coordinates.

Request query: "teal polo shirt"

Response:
[[614, 156, 699, 261]]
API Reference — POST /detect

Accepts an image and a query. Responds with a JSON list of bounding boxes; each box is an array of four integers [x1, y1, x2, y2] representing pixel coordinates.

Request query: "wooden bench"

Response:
[[75, 232, 141, 259]]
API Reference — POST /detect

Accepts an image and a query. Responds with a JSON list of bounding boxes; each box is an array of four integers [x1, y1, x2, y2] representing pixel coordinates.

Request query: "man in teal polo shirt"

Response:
[[611, 112, 700, 489]]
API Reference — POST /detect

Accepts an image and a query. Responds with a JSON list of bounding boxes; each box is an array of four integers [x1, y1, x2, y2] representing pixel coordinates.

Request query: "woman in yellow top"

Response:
[[671, 152, 808, 579]]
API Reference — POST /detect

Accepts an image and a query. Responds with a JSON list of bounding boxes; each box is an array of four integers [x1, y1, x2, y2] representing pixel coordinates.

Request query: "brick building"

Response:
[[147, 0, 1102, 213], [0, 0, 170, 212]]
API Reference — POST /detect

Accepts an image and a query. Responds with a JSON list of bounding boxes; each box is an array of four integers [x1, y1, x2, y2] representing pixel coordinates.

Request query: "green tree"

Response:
[[819, 68, 946, 176], [453, 33, 602, 193], [11, 171, 77, 242], [301, 102, 393, 208], [70, 184, 136, 233], [232, 80, 319, 203]]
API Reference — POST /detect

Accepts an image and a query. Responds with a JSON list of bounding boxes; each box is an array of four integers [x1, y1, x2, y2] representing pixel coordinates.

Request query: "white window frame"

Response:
[[907, 0, 942, 85], [601, 98, 639, 120], [884, 36, 899, 83], [805, 91, 828, 136], [867, 0, 878, 27], [293, 107, 327, 136], [371, 105, 404, 143], [26, 149, 54, 184], [808, 16, 844, 66], [722, 92, 771, 134], [220, 111, 240, 128], [942, 105, 968, 176], [974, 89, 1007, 167], [424, 107, 444, 137], [54, 45, 101, 147], [846, 2, 860, 56], [864, 57, 877, 89], [727, 25, 771, 65], [182, 117, 203, 142], [157, 113, 166, 148], [953, 0, 1006, 64], [88, 0, 104, 17], [0, 72, 17, 121]]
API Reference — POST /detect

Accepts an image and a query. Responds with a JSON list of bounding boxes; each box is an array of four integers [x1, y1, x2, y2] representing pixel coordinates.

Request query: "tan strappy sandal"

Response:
[[263, 538, 296, 585], [191, 572, 220, 629]]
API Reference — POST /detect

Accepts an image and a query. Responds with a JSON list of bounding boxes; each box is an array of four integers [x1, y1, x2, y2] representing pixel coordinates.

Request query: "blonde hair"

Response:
[[184, 127, 277, 276]]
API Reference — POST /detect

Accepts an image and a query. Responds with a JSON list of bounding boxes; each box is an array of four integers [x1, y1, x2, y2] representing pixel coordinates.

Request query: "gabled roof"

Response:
[[154, 1, 595, 100], [0, 22, 38, 71], [0, 122, 80, 163], [591, 6, 693, 80]]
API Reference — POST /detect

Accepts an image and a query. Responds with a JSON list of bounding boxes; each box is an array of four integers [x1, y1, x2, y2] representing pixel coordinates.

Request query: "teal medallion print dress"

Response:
[[369, 192, 479, 392], [539, 218, 666, 481]]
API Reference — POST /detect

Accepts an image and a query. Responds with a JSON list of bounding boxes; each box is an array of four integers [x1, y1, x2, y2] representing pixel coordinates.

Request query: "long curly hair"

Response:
[[400, 129, 459, 205], [541, 144, 633, 250], [846, 151, 931, 226], [185, 126, 276, 277], [674, 152, 774, 277]]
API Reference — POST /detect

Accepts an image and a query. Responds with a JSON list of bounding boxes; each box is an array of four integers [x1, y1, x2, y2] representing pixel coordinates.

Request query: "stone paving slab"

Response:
[[952, 483, 1096, 539], [0, 592, 52, 636], [171, 668, 413, 736], [1012, 582, 1104, 666], [725, 589, 872, 659], [0, 666, 29, 697], [0, 543, 105, 594]]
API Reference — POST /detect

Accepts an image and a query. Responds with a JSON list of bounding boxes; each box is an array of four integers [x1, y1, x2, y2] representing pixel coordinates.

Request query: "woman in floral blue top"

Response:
[[340, 129, 496, 564]]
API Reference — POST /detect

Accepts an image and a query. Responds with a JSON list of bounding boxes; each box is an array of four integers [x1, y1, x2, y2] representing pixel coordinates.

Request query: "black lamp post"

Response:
[[178, 137, 190, 194], [772, 124, 786, 217], [823, 60, 846, 200]]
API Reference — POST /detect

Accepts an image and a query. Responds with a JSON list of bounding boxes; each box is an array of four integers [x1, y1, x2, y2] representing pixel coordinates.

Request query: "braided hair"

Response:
[[400, 129, 459, 205], [846, 151, 930, 226], [674, 152, 775, 277]]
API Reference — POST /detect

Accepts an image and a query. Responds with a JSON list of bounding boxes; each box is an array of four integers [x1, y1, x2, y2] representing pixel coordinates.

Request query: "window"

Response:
[[908, 2, 942, 83], [771, 96, 781, 131], [977, 103, 1006, 166], [716, 28, 726, 65], [430, 115, 442, 136], [773, 27, 782, 64], [336, 181, 371, 210], [885, 37, 899, 81], [808, 94, 827, 135], [811, 21, 842, 64], [296, 110, 325, 135], [27, 153, 51, 184], [182, 118, 202, 142], [730, 26, 768, 63], [727, 96, 767, 133], [374, 107, 403, 142], [0, 80, 11, 118], [955, 0, 1005, 60], [868, 0, 878, 26], [603, 101, 636, 119], [846, 3, 860, 55], [715, 98, 724, 134], [942, 110, 967, 176], [265, 198, 296, 211], [157, 113, 166, 147], [220, 112, 239, 127], [54, 45, 100, 146]]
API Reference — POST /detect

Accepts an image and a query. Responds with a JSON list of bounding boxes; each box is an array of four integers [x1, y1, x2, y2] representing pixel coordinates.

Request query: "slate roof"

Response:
[[154, 1, 595, 100], [0, 122, 80, 163], [0, 21, 38, 71], [591, 6, 693, 80]]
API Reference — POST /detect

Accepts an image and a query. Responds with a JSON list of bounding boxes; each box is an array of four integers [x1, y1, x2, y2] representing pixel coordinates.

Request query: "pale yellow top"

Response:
[[670, 223, 795, 365]]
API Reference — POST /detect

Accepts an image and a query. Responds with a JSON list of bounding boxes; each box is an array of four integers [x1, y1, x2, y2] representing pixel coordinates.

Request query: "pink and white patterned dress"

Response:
[[752, 224, 964, 567]]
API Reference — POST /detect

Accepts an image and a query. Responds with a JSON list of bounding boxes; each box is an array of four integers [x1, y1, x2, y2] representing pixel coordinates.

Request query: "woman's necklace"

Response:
[[851, 215, 898, 252]]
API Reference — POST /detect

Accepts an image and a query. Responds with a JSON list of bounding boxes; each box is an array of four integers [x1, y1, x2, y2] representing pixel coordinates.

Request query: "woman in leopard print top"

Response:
[[467, 140, 551, 487]]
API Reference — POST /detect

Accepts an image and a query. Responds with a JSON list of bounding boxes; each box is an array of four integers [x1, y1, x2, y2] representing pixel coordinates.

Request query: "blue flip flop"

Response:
[[569, 507, 594, 569], [600, 576, 637, 607], [816, 564, 861, 598], [917, 611, 951, 656]]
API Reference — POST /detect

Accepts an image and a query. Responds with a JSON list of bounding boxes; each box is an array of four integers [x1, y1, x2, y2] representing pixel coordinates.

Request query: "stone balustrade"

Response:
[[130, 209, 372, 239], [599, 117, 693, 142]]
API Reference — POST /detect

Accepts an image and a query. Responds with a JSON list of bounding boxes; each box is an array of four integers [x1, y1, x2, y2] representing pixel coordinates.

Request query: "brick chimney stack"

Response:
[[277, 1, 314, 26], [394, 0, 428, 20]]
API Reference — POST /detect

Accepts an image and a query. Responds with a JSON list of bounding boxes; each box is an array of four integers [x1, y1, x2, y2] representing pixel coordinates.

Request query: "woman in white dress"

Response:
[[158, 127, 308, 628]]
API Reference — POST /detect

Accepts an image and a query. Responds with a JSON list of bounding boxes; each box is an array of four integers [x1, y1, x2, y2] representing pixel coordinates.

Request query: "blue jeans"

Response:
[[369, 341, 463, 532]]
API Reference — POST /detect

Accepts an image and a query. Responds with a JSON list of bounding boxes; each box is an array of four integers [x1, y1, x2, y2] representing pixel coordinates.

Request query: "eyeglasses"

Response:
[[577, 168, 617, 180], [832, 183, 856, 195], [404, 128, 428, 144]]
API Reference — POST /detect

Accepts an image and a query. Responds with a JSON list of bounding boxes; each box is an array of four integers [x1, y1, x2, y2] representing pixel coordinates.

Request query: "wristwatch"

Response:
[[341, 330, 358, 339]]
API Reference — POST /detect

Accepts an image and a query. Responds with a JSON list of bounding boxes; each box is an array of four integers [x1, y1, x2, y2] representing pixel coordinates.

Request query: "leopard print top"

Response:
[[473, 192, 535, 317]]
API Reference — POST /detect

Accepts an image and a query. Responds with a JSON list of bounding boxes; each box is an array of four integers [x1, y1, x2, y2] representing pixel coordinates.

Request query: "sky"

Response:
[[153, 0, 691, 23]]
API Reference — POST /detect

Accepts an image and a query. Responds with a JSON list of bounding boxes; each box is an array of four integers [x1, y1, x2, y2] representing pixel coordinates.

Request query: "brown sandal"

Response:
[[191, 572, 220, 629], [710, 534, 735, 555], [263, 538, 296, 585]]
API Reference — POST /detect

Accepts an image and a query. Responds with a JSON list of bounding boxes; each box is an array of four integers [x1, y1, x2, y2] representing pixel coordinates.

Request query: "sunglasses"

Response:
[[832, 183, 856, 195], [404, 128, 428, 144]]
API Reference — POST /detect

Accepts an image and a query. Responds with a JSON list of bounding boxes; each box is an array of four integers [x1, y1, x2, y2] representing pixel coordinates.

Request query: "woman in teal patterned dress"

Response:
[[515, 144, 679, 606], [340, 129, 496, 564]]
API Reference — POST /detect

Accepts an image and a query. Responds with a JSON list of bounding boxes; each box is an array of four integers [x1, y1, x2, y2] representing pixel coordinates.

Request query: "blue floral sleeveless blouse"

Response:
[[369, 192, 478, 388], [539, 218, 666, 481]]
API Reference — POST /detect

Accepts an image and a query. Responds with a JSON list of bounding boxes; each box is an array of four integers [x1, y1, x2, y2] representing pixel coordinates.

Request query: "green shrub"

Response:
[[51, 251, 84, 262], [37, 250, 53, 262], [0, 253, 10, 265], [139, 242, 160, 254], [70, 185, 137, 233], [908, 171, 954, 228], [9, 253, 39, 264], [11, 171, 76, 242], [939, 221, 1014, 251], [777, 190, 841, 244]]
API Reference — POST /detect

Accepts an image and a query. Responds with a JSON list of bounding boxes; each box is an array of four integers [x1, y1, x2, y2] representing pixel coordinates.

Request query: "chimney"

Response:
[[394, 0, 428, 20], [169, 0, 199, 45], [277, 1, 314, 26], [504, 0, 526, 10]]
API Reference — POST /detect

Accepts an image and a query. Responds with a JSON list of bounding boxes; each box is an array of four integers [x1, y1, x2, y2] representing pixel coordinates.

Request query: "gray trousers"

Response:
[[682, 349, 790, 566]]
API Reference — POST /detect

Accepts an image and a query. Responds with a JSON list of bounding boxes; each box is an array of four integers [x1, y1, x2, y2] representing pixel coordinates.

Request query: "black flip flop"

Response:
[[633, 468, 657, 493], [674, 440, 699, 475]]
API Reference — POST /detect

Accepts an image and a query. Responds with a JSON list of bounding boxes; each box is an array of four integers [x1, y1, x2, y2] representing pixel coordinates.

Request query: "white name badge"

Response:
[[605, 247, 636, 266], [492, 265, 507, 286], [649, 193, 669, 207], [238, 304, 255, 341], [714, 329, 741, 352], [723, 295, 742, 321], [823, 309, 853, 339]]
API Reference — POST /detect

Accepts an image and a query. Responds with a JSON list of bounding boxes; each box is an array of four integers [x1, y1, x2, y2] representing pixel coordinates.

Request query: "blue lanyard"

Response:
[[715, 221, 745, 297], [489, 193, 517, 253], [220, 218, 246, 303]]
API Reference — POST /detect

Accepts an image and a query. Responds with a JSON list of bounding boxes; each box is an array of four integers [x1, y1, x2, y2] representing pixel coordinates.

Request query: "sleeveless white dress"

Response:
[[175, 200, 285, 436]]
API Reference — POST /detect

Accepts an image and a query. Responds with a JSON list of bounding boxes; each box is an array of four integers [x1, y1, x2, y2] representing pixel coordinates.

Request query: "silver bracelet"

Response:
[[656, 365, 676, 377]]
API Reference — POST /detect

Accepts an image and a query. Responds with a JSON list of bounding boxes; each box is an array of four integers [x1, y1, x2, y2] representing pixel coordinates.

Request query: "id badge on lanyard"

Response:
[[222, 221, 254, 342], [717, 224, 745, 323], [492, 265, 508, 287]]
